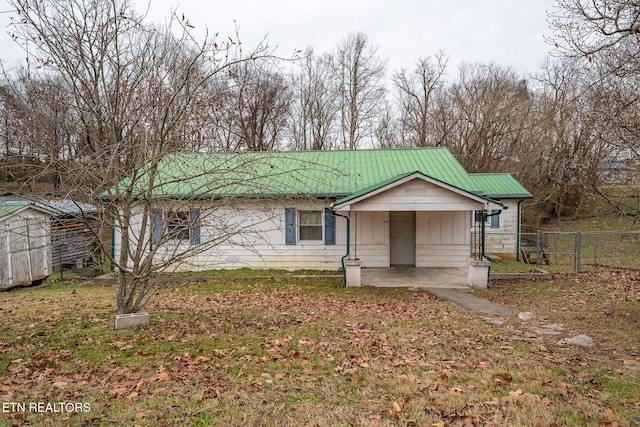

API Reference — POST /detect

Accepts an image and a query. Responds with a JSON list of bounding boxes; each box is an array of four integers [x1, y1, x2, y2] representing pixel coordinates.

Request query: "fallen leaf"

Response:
[[494, 373, 513, 385]]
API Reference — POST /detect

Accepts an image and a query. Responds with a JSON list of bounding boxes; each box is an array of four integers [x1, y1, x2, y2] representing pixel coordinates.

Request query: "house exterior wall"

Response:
[[353, 211, 389, 267], [416, 211, 471, 268], [483, 199, 521, 259], [340, 210, 473, 269], [114, 199, 348, 271], [0, 209, 52, 290], [112, 192, 519, 272]]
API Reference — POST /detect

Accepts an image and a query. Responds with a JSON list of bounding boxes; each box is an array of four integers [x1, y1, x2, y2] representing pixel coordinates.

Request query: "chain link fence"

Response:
[[481, 230, 640, 272]]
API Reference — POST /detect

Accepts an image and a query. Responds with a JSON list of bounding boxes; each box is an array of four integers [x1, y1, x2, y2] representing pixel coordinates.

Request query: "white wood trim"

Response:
[[334, 173, 501, 212]]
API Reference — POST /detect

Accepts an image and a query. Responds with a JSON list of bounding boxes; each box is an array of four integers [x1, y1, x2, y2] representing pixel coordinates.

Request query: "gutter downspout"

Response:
[[332, 211, 350, 287], [110, 212, 115, 273], [482, 209, 503, 262], [516, 200, 523, 262]]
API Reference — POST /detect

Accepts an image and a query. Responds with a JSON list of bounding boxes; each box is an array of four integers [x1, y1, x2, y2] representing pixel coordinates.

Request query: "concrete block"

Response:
[[468, 258, 491, 289], [345, 259, 361, 287], [115, 312, 149, 329]]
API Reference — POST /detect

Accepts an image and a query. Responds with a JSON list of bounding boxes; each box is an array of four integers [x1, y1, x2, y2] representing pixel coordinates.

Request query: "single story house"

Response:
[[109, 148, 532, 287], [0, 198, 54, 290]]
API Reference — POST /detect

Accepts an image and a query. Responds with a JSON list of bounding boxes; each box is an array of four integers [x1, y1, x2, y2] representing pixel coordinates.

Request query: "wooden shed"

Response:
[[46, 199, 98, 270], [0, 199, 54, 290]]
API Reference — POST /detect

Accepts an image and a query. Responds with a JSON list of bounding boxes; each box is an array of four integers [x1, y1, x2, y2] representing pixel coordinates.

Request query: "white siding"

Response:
[[116, 199, 348, 272], [484, 200, 521, 258], [349, 179, 485, 212], [416, 211, 470, 268], [351, 211, 472, 268], [353, 211, 389, 267], [0, 209, 52, 289], [112, 183, 512, 272]]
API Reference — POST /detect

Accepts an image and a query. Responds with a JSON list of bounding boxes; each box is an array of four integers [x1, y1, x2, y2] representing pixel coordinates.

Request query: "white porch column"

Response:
[[345, 259, 361, 287], [468, 258, 491, 289]]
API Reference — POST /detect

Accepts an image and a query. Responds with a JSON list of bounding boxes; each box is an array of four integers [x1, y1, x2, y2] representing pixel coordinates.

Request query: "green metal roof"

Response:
[[0, 202, 28, 220], [0, 198, 56, 220], [469, 173, 533, 199], [107, 148, 531, 201]]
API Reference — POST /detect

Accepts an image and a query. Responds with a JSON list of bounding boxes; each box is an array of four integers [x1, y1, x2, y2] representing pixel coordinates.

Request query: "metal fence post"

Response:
[[536, 230, 542, 268], [575, 231, 582, 273], [594, 233, 598, 266]]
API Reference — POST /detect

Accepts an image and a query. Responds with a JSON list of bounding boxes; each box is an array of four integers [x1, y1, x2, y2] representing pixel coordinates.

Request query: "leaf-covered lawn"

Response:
[[1, 274, 639, 426]]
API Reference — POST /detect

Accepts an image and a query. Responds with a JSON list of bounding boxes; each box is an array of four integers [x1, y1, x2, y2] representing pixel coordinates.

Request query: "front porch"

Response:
[[361, 267, 469, 289], [332, 171, 499, 289]]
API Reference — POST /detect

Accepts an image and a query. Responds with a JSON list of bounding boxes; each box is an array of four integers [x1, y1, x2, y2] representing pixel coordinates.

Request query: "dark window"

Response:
[[490, 209, 500, 229], [167, 211, 191, 240]]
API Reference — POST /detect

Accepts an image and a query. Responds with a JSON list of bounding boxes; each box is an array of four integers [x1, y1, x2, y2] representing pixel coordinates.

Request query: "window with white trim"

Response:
[[299, 210, 322, 241], [285, 208, 335, 245]]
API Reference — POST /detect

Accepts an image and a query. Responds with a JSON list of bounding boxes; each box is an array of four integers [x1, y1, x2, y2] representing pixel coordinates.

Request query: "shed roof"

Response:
[[107, 148, 532, 201], [0, 201, 29, 220], [0, 199, 55, 221], [44, 199, 98, 215]]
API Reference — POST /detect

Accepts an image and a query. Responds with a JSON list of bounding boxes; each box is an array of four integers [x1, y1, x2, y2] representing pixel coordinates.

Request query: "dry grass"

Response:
[[1, 274, 639, 426]]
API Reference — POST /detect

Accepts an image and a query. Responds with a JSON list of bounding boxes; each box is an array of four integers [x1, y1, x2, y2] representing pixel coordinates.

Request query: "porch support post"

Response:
[[345, 259, 361, 287], [468, 258, 491, 289]]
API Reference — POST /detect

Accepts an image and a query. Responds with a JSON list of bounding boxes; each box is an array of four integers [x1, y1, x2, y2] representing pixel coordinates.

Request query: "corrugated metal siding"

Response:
[[50, 218, 97, 268]]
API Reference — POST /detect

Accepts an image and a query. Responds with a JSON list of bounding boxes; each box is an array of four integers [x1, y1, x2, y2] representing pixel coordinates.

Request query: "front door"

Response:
[[389, 211, 416, 266]]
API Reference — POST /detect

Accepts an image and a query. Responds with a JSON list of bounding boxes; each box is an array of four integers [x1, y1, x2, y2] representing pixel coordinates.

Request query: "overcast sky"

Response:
[[0, 0, 559, 77]]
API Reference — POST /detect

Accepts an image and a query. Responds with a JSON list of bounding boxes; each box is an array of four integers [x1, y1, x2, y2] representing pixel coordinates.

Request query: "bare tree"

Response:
[[0, 82, 25, 181], [7, 0, 285, 314], [549, 0, 640, 76], [333, 32, 387, 149], [549, 0, 640, 222], [374, 99, 402, 149], [289, 48, 339, 150], [393, 52, 448, 147], [442, 63, 534, 173], [210, 62, 292, 152]]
